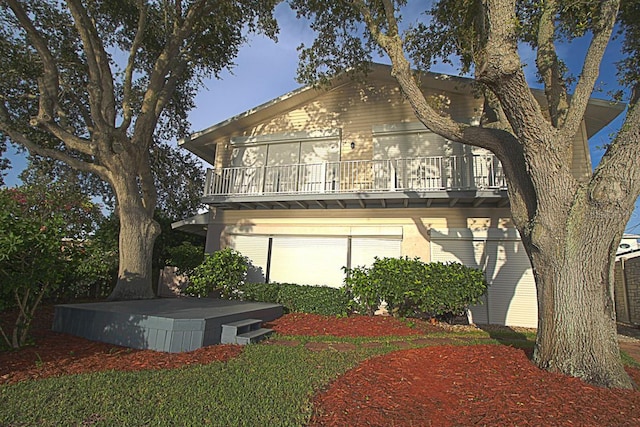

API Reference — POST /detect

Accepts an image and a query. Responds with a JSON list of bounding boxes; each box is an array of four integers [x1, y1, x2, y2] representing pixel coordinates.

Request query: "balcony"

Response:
[[203, 154, 509, 210]]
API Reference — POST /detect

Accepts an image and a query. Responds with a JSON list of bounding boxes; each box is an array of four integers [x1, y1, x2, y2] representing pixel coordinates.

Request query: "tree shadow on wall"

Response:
[[417, 215, 533, 327]]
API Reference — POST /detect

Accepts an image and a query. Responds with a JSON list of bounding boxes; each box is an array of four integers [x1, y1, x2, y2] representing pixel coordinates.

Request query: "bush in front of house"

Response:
[[236, 282, 281, 304], [342, 264, 380, 316], [184, 248, 248, 298], [343, 256, 488, 320], [417, 261, 488, 319], [237, 282, 351, 316], [277, 283, 351, 316], [343, 256, 426, 316]]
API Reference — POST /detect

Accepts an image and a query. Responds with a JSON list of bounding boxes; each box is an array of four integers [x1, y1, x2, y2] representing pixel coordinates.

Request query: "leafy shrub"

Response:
[[343, 257, 488, 319], [418, 261, 488, 318], [342, 265, 380, 316], [237, 282, 280, 304], [0, 185, 92, 348], [166, 241, 205, 275], [367, 256, 428, 316], [237, 282, 351, 316], [184, 248, 248, 298], [343, 256, 425, 316], [276, 283, 351, 316], [57, 239, 118, 301]]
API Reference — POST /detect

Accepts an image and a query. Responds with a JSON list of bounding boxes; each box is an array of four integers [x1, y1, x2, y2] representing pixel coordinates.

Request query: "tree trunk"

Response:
[[531, 243, 633, 388], [522, 185, 634, 389], [107, 174, 160, 301]]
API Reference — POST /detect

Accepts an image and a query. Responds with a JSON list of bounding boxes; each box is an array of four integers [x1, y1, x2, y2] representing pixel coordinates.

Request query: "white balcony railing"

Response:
[[204, 155, 506, 197]]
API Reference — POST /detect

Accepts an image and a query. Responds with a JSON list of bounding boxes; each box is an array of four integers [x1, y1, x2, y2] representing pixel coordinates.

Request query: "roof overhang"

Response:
[[202, 189, 509, 211], [171, 212, 210, 236]]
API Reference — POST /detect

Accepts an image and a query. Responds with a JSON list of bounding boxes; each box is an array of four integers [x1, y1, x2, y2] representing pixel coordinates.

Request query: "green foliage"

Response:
[[276, 283, 351, 316], [617, 1, 640, 97], [0, 140, 9, 186], [237, 282, 351, 316], [343, 257, 488, 320], [165, 241, 204, 276], [184, 248, 248, 298], [0, 183, 94, 347], [150, 142, 206, 219], [289, 0, 379, 86], [367, 256, 430, 317], [342, 265, 381, 316], [417, 261, 488, 318], [0, 0, 279, 299], [236, 282, 281, 304], [153, 213, 205, 272]]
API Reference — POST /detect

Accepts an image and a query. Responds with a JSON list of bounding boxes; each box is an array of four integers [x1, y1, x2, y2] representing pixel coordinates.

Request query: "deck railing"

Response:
[[204, 154, 506, 197]]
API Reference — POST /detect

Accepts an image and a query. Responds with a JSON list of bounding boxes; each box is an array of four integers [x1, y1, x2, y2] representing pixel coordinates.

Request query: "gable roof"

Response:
[[180, 63, 625, 164]]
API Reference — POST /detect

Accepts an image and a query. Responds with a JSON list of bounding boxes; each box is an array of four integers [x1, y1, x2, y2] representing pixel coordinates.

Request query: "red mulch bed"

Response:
[[2, 306, 640, 426], [264, 312, 429, 337], [309, 345, 640, 426]]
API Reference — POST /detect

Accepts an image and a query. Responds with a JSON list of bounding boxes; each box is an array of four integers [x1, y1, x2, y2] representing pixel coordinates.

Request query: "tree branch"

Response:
[[560, 0, 619, 141], [0, 103, 108, 180], [154, 60, 187, 118], [138, 151, 157, 216], [352, 0, 507, 152], [133, 0, 208, 145], [535, 0, 568, 128], [34, 119, 96, 157], [590, 98, 640, 209], [120, 0, 148, 132], [5, 0, 60, 121], [380, 0, 399, 38], [65, 0, 116, 127], [65, 89, 95, 136]]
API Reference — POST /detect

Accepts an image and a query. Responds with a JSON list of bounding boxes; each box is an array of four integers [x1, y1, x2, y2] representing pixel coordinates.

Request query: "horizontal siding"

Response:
[[213, 75, 591, 183], [215, 79, 482, 166], [571, 121, 591, 181]]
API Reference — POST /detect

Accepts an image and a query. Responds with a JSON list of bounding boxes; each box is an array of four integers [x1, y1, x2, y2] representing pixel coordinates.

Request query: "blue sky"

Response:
[[3, 3, 638, 232]]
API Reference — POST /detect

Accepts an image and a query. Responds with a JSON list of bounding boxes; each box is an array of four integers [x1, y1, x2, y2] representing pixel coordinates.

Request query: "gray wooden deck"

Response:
[[52, 298, 283, 353]]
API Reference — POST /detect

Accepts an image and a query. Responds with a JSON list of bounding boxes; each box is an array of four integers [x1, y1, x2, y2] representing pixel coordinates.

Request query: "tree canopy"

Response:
[[0, 0, 279, 299]]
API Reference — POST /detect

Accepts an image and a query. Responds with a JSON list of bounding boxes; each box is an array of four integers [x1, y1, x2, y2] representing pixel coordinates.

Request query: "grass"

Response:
[[0, 342, 392, 426], [0, 326, 634, 426]]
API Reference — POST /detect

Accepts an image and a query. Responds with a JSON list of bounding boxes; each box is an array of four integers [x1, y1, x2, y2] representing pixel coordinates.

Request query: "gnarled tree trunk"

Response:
[[523, 185, 634, 389], [106, 148, 160, 301], [108, 201, 159, 300]]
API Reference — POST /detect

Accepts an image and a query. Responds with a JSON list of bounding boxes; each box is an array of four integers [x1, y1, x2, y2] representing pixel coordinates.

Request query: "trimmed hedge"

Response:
[[343, 256, 488, 319], [237, 282, 351, 316]]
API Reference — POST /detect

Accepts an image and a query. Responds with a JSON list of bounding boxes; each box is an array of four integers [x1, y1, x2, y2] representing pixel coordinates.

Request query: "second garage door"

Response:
[[431, 229, 538, 328]]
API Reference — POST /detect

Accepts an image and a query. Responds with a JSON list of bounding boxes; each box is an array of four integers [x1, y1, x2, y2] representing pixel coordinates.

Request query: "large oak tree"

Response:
[[291, 0, 640, 389], [0, 0, 278, 300]]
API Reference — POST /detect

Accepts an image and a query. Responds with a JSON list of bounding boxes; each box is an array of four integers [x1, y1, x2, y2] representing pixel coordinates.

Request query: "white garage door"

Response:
[[229, 235, 270, 283], [351, 238, 402, 269], [270, 237, 349, 287], [431, 230, 537, 328], [229, 234, 402, 289]]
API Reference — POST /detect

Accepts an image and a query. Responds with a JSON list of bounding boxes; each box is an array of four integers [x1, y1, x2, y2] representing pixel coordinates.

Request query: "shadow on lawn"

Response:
[[476, 325, 534, 347]]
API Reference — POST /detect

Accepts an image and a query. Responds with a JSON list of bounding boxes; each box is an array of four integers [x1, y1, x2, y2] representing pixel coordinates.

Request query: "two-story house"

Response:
[[173, 63, 623, 328]]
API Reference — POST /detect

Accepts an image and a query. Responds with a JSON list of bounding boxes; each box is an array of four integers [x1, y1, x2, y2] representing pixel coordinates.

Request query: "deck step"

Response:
[[235, 328, 273, 345], [221, 318, 270, 345]]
